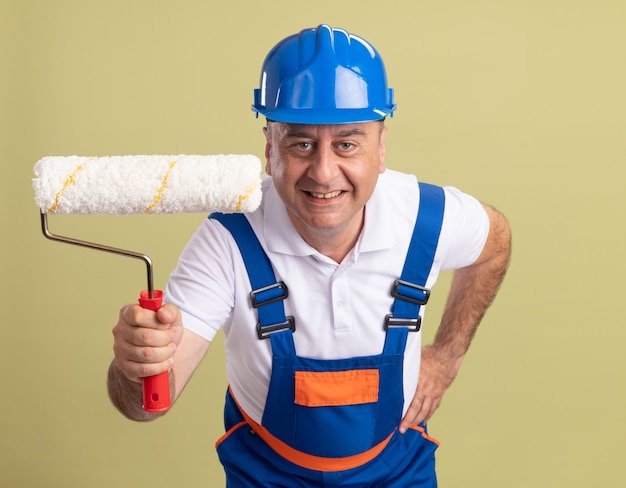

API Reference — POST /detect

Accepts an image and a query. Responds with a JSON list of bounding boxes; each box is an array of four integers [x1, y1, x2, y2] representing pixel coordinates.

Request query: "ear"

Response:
[[378, 125, 388, 173], [263, 126, 272, 175]]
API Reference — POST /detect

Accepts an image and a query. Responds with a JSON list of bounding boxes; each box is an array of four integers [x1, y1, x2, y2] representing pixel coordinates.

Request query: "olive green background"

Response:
[[2, 0, 624, 486]]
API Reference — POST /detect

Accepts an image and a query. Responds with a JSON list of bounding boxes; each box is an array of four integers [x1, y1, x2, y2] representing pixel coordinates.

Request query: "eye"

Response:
[[338, 142, 354, 151], [289, 141, 314, 152]]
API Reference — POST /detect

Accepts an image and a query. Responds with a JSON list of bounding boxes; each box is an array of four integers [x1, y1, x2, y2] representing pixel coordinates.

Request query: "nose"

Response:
[[307, 144, 339, 186]]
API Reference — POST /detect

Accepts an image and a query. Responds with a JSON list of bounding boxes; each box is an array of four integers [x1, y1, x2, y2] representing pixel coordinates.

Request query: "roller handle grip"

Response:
[[138, 290, 171, 413]]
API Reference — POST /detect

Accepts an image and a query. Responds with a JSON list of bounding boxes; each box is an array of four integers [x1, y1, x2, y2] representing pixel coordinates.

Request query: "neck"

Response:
[[288, 211, 364, 264]]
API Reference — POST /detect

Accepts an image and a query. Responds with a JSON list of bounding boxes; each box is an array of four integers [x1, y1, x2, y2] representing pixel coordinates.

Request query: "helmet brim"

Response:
[[253, 106, 395, 125]]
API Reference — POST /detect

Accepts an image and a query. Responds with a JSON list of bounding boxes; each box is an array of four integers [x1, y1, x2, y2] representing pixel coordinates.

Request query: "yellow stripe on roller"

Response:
[[145, 160, 177, 213], [235, 180, 259, 212], [48, 164, 86, 213]]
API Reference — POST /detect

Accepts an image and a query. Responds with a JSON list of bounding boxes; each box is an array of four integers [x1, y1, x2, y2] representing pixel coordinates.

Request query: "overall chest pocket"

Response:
[[291, 368, 380, 457]]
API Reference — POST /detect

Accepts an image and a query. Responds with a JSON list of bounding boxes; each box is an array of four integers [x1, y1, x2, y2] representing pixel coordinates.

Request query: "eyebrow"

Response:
[[336, 128, 368, 137], [282, 127, 368, 139]]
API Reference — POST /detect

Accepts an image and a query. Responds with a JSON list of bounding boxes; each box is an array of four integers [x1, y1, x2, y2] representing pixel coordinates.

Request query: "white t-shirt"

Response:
[[164, 169, 489, 423]]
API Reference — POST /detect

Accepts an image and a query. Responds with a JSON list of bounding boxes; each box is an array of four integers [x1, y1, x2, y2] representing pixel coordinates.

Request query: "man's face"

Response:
[[264, 121, 387, 246]]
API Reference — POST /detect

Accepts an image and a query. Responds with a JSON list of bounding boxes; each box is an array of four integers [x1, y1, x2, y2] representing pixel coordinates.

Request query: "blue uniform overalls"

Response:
[[212, 183, 445, 487]]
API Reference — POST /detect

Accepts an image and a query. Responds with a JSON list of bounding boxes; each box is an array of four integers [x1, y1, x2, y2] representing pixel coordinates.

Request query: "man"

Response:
[[108, 25, 511, 487]]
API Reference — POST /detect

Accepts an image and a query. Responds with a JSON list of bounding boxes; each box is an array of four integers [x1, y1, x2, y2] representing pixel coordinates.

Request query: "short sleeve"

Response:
[[164, 219, 237, 341], [435, 186, 490, 271]]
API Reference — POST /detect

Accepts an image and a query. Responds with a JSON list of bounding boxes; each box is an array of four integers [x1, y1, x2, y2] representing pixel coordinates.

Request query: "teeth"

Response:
[[310, 191, 342, 199]]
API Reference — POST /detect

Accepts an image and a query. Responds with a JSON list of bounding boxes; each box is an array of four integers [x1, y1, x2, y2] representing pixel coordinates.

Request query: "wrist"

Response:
[[107, 361, 164, 422]]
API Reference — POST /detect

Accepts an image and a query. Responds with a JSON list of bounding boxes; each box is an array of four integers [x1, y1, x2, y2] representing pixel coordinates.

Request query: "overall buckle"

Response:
[[384, 314, 422, 332], [391, 279, 430, 305], [257, 316, 296, 340], [250, 282, 289, 308]]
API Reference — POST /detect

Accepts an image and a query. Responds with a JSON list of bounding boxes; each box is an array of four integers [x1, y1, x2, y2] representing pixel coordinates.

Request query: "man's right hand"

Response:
[[112, 303, 184, 383]]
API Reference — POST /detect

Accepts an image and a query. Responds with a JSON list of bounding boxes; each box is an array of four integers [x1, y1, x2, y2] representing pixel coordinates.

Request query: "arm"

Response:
[[107, 303, 210, 421], [400, 203, 512, 432]]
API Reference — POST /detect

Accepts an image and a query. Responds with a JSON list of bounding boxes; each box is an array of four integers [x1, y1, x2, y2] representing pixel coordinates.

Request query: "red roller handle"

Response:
[[138, 290, 171, 413]]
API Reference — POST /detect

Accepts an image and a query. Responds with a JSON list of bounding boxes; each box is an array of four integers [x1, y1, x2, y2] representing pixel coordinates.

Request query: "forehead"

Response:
[[270, 121, 381, 139]]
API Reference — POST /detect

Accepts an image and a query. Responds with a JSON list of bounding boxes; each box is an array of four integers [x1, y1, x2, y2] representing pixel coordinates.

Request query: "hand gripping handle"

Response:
[[138, 290, 172, 412]]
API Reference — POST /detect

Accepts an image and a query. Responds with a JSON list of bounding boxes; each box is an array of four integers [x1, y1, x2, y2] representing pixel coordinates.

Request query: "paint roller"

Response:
[[33, 154, 262, 412]]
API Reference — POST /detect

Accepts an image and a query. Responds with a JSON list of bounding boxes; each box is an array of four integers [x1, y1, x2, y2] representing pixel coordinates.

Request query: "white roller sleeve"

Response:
[[33, 155, 262, 214]]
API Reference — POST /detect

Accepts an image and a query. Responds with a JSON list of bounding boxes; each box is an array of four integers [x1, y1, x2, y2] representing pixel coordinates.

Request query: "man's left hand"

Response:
[[399, 345, 463, 433]]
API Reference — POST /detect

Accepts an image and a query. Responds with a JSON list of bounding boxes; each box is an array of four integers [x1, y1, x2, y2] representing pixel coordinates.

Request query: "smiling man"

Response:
[[264, 121, 387, 262], [107, 25, 511, 487]]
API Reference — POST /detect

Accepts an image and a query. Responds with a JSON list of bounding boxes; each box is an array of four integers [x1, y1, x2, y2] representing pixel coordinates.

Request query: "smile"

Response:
[[308, 190, 343, 199]]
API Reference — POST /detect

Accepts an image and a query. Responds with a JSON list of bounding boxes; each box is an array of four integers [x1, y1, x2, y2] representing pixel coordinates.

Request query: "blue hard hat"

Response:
[[252, 25, 396, 124]]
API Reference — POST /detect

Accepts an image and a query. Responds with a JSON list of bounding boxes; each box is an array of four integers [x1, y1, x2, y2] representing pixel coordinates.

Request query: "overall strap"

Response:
[[383, 182, 446, 355], [209, 213, 296, 357]]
